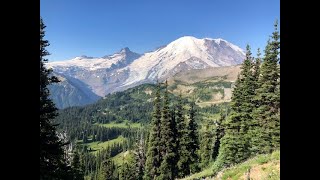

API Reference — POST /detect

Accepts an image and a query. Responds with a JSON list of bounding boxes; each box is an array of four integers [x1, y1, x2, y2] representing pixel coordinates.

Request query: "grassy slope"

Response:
[[112, 150, 135, 167], [169, 65, 241, 84], [168, 78, 230, 103], [181, 150, 280, 180], [167, 65, 241, 107], [85, 136, 126, 153], [140, 65, 240, 108]]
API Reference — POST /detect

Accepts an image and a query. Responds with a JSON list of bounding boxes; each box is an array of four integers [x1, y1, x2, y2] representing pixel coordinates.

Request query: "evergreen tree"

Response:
[[40, 17, 70, 180], [187, 101, 200, 174], [71, 151, 84, 180], [170, 105, 178, 178], [120, 150, 126, 180], [199, 123, 212, 169], [133, 132, 146, 180], [159, 80, 177, 180], [176, 93, 190, 178], [212, 108, 226, 161], [238, 44, 256, 134], [98, 150, 115, 180], [215, 45, 255, 166], [121, 162, 130, 180], [251, 20, 280, 154], [83, 132, 88, 143], [144, 84, 162, 180], [249, 48, 262, 155]]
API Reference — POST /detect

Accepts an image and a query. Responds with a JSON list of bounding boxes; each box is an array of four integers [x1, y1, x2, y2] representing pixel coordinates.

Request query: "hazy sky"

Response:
[[40, 0, 280, 61]]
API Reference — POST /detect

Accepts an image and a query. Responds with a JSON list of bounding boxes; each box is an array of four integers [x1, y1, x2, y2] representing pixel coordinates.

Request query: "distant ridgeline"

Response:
[[47, 36, 245, 109]]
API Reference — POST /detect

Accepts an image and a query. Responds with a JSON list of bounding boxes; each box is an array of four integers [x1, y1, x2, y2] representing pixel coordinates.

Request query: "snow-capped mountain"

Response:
[[48, 47, 140, 71], [47, 36, 245, 105], [47, 47, 141, 97], [121, 36, 245, 87]]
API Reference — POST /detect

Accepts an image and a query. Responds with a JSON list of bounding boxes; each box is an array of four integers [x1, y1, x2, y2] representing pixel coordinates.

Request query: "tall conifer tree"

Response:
[[187, 101, 200, 174], [176, 93, 190, 178], [215, 45, 255, 166], [251, 20, 280, 154], [98, 150, 115, 180], [71, 151, 84, 179], [40, 17, 70, 180], [144, 84, 162, 180], [212, 108, 226, 161], [133, 132, 146, 180], [159, 80, 177, 180], [199, 123, 212, 169]]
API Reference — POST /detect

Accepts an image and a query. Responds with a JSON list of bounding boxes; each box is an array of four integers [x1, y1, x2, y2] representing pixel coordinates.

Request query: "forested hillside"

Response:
[[54, 80, 232, 179]]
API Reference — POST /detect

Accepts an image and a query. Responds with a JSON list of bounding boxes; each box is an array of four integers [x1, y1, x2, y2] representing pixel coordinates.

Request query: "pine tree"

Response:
[[176, 93, 190, 178], [159, 80, 177, 180], [133, 132, 146, 180], [98, 150, 115, 180], [71, 151, 84, 179], [187, 101, 200, 174], [251, 20, 280, 154], [215, 45, 255, 166], [212, 108, 226, 161], [40, 17, 70, 180], [144, 84, 162, 180], [239, 44, 255, 132], [120, 150, 126, 180], [199, 123, 212, 169], [170, 104, 178, 178], [249, 48, 262, 155]]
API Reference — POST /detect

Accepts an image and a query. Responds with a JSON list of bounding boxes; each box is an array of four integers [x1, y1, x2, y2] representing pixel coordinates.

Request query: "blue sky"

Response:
[[40, 0, 279, 61]]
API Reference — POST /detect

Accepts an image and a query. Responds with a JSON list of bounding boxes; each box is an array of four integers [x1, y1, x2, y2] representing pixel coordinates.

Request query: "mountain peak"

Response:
[[171, 36, 230, 48], [177, 36, 197, 40], [175, 36, 230, 45], [102, 47, 133, 58], [173, 36, 199, 43], [120, 47, 130, 53]]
